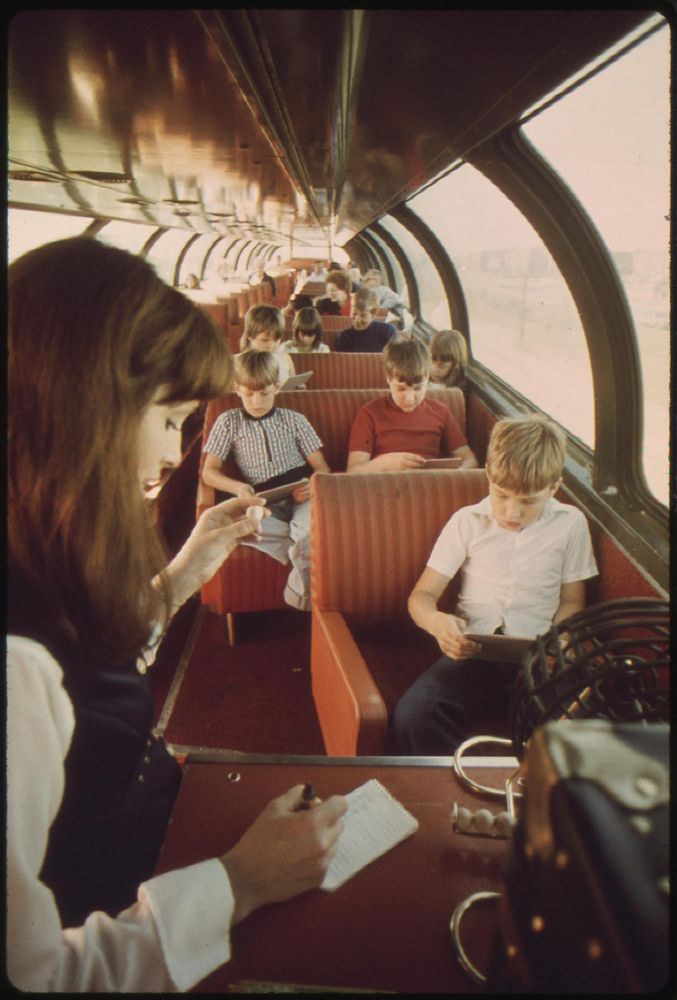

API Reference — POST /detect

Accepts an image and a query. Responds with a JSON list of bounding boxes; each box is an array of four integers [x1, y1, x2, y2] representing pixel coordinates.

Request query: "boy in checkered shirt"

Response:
[[202, 351, 330, 610]]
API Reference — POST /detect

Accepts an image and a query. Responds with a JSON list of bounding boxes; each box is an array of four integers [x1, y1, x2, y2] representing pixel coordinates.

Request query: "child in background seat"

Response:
[[392, 415, 598, 754], [239, 303, 295, 383], [346, 339, 477, 473], [284, 307, 330, 353], [202, 351, 330, 610], [314, 269, 352, 316], [429, 329, 468, 391], [336, 288, 397, 353]]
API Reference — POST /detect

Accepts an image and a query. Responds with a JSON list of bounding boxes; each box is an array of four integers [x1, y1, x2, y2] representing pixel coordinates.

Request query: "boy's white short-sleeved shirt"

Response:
[[427, 496, 598, 638]]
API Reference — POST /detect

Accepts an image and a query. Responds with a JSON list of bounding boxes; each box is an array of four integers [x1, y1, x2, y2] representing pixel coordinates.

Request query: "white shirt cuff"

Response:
[[142, 858, 234, 991]]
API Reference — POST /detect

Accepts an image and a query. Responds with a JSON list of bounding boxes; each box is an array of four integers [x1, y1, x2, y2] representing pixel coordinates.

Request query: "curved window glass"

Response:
[[242, 243, 266, 275], [523, 25, 669, 507], [8, 208, 93, 262], [96, 220, 159, 255], [409, 165, 593, 446], [367, 229, 408, 300], [145, 229, 195, 285], [378, 214, 450, 329], [179, 234, 222, 286], [225, 240, 249, 275]]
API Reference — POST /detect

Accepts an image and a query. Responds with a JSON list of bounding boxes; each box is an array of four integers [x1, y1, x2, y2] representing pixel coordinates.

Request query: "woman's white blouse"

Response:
[[7, 635, 235, 992]]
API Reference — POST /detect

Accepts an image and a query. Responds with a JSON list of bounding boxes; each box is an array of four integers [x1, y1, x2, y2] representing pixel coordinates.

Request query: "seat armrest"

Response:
[[311, 609, 388, 756], [196, 478, 215, 517]]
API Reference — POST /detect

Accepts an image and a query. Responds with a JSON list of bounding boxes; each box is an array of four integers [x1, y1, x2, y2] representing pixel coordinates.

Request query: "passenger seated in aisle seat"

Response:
[[7, 237, 347, 993], [362, 268, 407, 322], [392, 415, 598, 755], [283, 292, 314, 319], [267, 253, 287, 277], [202, 351, 330, 611], [239, 303, 295, 383], [314, 269, 352, 316], [205, 260, 245, 298], [336, 288, 397, 353], [284, 306, 330, 353], [248, 261, 277, 296], [184, 272, 200, 290], [348, 264, 362, 291], [309, 261, 327, 282], [347, 339, 477, 473], [180, 272, 214, 303], [429, 329, 469, 391]]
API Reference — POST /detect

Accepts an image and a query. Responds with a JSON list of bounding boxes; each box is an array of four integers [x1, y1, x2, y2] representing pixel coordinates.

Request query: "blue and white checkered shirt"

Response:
[[203, 407, 322, 487]]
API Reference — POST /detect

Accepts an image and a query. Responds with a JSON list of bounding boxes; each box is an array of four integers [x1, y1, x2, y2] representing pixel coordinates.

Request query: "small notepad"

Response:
[[320, 779, 419, 891]]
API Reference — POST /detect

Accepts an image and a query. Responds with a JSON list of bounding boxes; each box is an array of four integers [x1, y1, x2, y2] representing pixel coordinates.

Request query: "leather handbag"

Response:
[[488, 719, 669, 993]]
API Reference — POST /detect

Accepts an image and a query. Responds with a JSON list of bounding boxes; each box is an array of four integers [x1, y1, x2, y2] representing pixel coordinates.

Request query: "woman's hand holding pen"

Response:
[[432, 612, 481, 660], [220, 784, 347, 924]]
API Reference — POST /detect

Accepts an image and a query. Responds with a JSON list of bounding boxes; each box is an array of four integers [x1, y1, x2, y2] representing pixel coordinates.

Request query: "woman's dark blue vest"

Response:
[[17, 625, 181, 927]]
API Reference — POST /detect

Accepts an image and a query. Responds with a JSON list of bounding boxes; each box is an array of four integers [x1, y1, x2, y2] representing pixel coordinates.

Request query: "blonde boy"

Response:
[[392, 415, 598, 753], [347, 339, 477, 472], [202, 351, 330, 610], [239, 304, 295, 383]]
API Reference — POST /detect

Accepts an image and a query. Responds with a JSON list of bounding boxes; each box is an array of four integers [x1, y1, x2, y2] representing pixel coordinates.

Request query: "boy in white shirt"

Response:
[[238, 303, 295, 384], [392, 415, 598, 754]]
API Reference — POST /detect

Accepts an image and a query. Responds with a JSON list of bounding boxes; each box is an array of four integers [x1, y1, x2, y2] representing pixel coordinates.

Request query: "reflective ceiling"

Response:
[[8, 9, 651, 250]]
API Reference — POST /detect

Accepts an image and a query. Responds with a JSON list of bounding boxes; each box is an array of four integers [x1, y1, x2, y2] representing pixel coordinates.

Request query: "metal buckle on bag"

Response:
[[451, 735, 524, 839], [450, 890, 501, 984]]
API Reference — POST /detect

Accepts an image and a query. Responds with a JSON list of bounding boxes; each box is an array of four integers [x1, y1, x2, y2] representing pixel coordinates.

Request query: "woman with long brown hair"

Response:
[[7, 237, 346, 991]]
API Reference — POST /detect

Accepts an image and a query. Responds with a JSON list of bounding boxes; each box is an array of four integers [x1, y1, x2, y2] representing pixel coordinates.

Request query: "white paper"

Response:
[[320, 779, 419, 891]]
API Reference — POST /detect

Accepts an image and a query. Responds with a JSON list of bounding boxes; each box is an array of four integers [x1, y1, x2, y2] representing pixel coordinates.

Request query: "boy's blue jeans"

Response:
[[240, 496, 311, 611], [391, 656, 518, 755]]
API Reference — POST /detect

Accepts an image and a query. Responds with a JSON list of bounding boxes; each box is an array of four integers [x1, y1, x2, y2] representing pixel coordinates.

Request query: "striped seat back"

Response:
[[320, 314, 353, 331], [201, 386, 465, 475], [291, 352, 387, 388], [311, 469, 489, 624]]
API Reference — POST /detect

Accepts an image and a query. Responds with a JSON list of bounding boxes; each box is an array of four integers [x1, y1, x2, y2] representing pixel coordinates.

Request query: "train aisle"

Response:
[[150, 600, 326, 755]]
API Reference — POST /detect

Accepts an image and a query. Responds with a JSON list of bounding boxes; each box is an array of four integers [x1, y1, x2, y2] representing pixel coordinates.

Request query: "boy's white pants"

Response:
[[240, 498, 311, 611]]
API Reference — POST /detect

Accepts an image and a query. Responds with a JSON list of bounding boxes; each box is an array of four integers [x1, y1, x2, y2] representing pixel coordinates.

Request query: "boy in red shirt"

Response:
[[347, 339, 477, 472]]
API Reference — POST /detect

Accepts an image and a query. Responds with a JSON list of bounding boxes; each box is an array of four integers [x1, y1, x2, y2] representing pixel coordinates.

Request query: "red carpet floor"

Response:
[[155, 605, 327, 755]]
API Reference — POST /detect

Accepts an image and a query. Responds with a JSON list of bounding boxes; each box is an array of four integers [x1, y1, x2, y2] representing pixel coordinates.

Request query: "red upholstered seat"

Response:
[[309, 469, 489, 755], [290, 352, 387, 389], [197, 387, 466, 642], [319, 314, 354, 331]]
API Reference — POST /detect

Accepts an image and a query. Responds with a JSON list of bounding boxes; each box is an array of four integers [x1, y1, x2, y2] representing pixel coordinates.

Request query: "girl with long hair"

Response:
[[429, 328, 469, 390]]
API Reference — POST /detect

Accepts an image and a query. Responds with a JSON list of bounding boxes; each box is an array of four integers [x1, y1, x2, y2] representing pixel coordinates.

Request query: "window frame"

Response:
[[389, 205, 469, 339], [345, 233, 381, 275], [139, 228, 168, 259], [369, 221, 420, 317], [464, 125, 667, 587], [350, 231, 395, 289], [233, 241, 254, 273], [173, 233, 223, 287]]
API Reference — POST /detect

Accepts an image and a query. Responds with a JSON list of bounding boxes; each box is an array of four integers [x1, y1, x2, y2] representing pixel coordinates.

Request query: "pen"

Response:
[[296, 783, 321, 810]]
